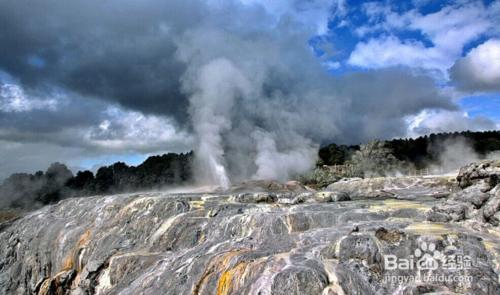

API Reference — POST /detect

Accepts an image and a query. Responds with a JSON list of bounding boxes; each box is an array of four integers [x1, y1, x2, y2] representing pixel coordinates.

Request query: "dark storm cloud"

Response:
[[0, 0, 456, 133], [172, 22, 459, 181], [0, 96, 102, 135], [0, 0, 207, 121], [0, 0, 478, 181], [334, 70, 458, 143]]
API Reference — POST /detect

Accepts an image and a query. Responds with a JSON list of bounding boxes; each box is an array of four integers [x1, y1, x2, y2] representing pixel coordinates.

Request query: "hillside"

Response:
[[0, 152, 193, 210], [318, 130, 500, 167], [0, 160, 499, 294], [1, 131, 499, 210]]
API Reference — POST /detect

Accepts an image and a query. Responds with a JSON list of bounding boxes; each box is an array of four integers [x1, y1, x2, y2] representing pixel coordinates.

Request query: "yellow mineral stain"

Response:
[[193, 249, 250, 295], [76, 230, 91, 248], [150, 213, 185, 242], [38, 278, 52, 295], [190, 200, 205, 210], [62, 230, 91, 271], [405, 222, 453, 236], [483, 241, 496, 251], [386, 217, 418, 222], [483, 240, 500, 274], [198, 231, 206, 243], [369, 199, 430, 212], [487, 227, 500, 239], [62, 254, 74, 271], [118, 197, 155, 215], [217, 262, 248, 295]]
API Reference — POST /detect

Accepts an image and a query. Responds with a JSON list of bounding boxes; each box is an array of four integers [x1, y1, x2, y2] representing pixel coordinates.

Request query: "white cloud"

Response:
[[0, 102, 194, 179], [0, 83, 58, 112], [450, 39, 500, 92], [323, 60, 341, 70], [349, 1, 499, 76], [237, 0, 346, 34], [348, 35, 447, 71], [406, 109, 497, 138], [408, 2, 491, 52], [0, 140, 84, 180], [88, 106, 194, 152]]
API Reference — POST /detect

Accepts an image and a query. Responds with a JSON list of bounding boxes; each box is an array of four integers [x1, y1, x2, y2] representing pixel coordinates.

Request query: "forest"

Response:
[[318, 130, 500, 168], [1, 130, 500, 209], [0, 152, 192, 209]]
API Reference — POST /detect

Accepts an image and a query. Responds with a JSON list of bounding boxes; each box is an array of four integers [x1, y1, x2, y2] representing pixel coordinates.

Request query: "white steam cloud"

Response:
[[183, 56, 320, 187], [0, 0, 495, 184], [175, 26, 459, 187], [0, 0, 475, 183], [185, 58, 251, 188], [431, 137, 480, 174], [252, 130, 318, 181]]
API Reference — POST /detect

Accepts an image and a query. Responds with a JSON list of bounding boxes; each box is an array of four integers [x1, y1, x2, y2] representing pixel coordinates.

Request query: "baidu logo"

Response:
[[383, 240, 474, 287], [384, 241, 473, 271], [414, 241, 441, 270]]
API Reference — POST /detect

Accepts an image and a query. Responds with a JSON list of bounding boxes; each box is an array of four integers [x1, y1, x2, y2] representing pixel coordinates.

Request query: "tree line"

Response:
[[318, 130, 500, 168], [0, 152, 193, 210], [1, 130, 499, 210]]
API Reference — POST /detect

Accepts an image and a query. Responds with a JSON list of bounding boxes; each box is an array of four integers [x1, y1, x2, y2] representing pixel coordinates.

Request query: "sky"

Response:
[[0, 0, 499, 180]]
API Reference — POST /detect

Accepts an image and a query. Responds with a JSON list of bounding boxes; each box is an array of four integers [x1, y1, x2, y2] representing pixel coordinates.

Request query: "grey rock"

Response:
[[234, 192, 278, 203], [425, 161, 500, 226], [271, 265, 328, 295], [326, 176, 454, 200], [375, 227, 405, 244], [338, 233, 382, 267], [427, 201, 471, 222], [482, 193, 500, 226], [313, 191, 351, 202], [330, 191, 351, 202], [451, 184, 491, 208], [333, 263, 378, 295], [0, 166, 499, 294], [457, 160, 500, 190], [289, 192, 313, 204]]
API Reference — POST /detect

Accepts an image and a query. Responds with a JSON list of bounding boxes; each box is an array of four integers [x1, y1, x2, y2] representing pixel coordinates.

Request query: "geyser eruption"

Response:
[[184, 55, 319, 187], [253, 130, 318, 181], [171, 16, 464, 188], [179, 29, 322, 187], [186, 58, 251, 189]]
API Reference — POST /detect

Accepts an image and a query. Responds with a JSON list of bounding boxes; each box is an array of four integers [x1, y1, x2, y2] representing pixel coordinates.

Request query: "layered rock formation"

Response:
[[0, 162, 499, 294], [427, 160, 500, 227]]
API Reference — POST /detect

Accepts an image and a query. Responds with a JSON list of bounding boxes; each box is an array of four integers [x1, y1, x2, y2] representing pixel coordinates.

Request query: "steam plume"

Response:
[[253, 130, 317, 181], [430, 137, 480, 174], [185, 58, 251, 188]]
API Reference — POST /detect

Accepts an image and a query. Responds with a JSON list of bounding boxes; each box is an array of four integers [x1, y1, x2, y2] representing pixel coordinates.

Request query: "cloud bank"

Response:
[[0, 0, 498, 183], [450, 39, 500, 92], [347, 1, 500, 77]]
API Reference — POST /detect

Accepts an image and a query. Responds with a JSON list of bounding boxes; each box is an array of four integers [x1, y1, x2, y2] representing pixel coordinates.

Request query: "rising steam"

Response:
[[252, 130, 317, 181], [186, 58, 251, 188], [434, 137, 480, 173], [174, 19, 463, 188], [182, 54, 319, 187]]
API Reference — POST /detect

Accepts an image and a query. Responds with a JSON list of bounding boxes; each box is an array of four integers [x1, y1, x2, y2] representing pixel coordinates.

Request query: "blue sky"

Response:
[[310, 0, 500, 133], [79, 0, 500, 170], [0, 0, 499, 177], [459, 95, 500, 121]]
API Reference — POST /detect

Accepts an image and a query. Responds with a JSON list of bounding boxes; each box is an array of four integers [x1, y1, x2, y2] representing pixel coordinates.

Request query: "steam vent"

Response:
[[2, 0, 500, 293], [0, 161, 499, 294]]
